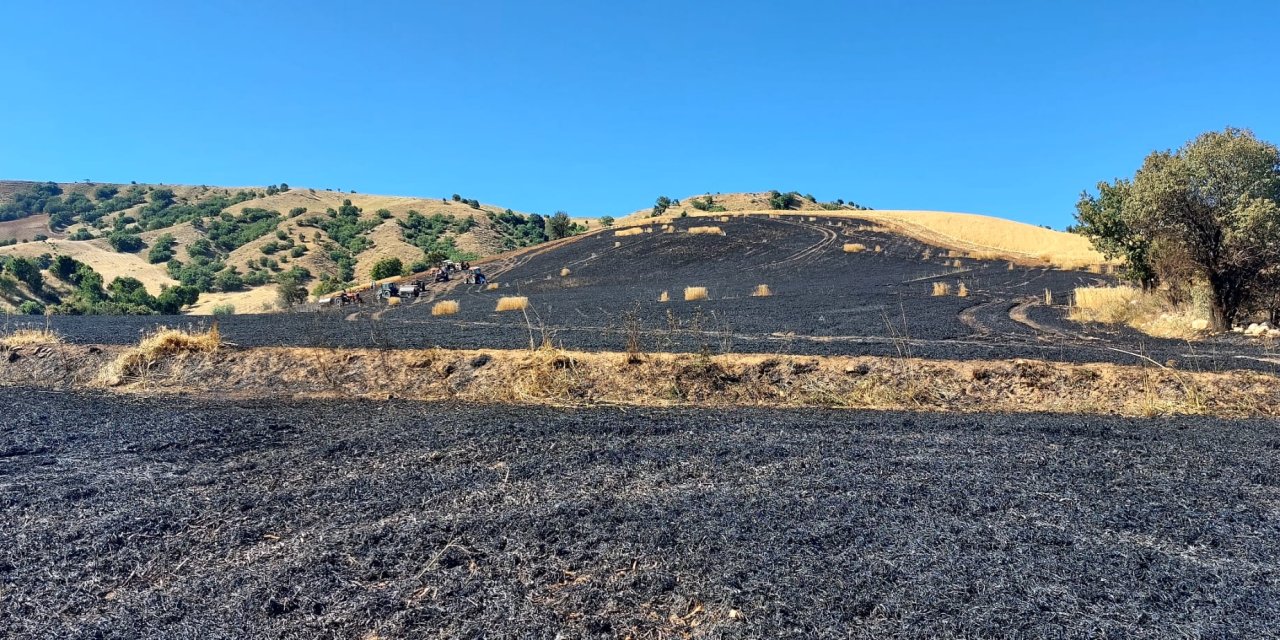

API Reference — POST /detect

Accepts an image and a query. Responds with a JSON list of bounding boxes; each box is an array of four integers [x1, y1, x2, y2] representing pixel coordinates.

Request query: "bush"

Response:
[[289, 245, 306, 258], [600, 215, 615, 227], [18, 300, 44, 315], [371, 257, 404, 280], [147, 233, 176, 264], [68, 229, 94, 241], [107, 231, 144, 253], [211, 304, 235, 316]]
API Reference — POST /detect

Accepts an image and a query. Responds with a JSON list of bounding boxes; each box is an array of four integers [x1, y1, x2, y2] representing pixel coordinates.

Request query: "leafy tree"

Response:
[[276, 270, 310, 307], [52, 255, 80, 281], [548, 211, 574, 240], [214, 267, 244, 292], [1126, 128, 1280, 329], [107, 230, 144, 253], [1074, 179, 1155, 288], [652, 196, 673, 217], [6, 257, 42, 293], [371, 257, 404, 280], [147, 233, 177, 264], [768, 190, 798, 210], [599, 215, 615, 227], [18, 300, 44, 315], [93, 185, 118, 200]]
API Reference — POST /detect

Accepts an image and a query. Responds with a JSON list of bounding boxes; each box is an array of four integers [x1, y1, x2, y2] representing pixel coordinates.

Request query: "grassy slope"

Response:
[[616, 192, 1104, 268]]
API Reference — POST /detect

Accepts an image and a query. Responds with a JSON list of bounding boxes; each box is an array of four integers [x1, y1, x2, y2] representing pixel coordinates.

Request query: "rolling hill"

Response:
[[0, 181, 582, 314]]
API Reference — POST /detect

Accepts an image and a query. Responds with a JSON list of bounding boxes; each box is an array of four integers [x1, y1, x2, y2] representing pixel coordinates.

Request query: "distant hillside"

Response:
[[616, 191, 1105, 269], [0, 181, 585, 314]]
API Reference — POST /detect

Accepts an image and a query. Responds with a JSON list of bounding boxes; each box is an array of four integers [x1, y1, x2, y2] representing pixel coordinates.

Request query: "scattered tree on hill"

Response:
[[768, 190, 799, 210], [652, 196, 673, 217], [548, 211, 574, 240], [600, 215, 615, 227], [107, 230, 145, 253], [1075, 127, 1280, 330], [276, 269, 310, 308], [371, 257, 404, 280], [147, 233, 177, 264]]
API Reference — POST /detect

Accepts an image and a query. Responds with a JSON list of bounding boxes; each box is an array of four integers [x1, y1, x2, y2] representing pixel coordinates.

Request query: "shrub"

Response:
[[17, 300, 45, 315], [289, 245, 306, 258], [212, 304, 235, 316], [69, 229, 94, 241], [147, 233, 176, 264], [600, 215, 615, 227], [371, 257, 404, 280], [107, 231, 144, 253], [752, 284, 772, 297]]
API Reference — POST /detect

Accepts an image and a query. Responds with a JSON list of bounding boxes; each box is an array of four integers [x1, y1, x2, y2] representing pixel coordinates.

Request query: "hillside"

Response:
[[0, 181, 575, 314], [617, 191, 1106, 268]]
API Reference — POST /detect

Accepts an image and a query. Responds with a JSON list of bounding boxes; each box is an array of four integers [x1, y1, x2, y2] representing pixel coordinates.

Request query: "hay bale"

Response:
[[684, 287, 709, 301], [495, 296, 529, 312]]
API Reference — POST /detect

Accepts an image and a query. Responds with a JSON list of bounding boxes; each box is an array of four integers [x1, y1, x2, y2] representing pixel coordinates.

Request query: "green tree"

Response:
[[599, 215, 615, 227], [371, 257, 404, 280], [1073, 179, 1155, 288], [147, 233, 177, 264], [107, 230, 144, 253], [652, 196, 673, 217], [548, 211, 574, 240], [276, 270, 309, 308], [1089, 128, 1280, 330]]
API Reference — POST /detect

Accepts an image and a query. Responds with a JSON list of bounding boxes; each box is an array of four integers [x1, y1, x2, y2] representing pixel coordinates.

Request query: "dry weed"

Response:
[[957, 282, 969, 297], [659, 291, 670, 303], [432, 300, 460, 316], [0, 327, 61, 347], [496, 296, 530, 312], [752, 284, 772, 297], [931, 282, 952, 296], [843, 243, 866, 253]]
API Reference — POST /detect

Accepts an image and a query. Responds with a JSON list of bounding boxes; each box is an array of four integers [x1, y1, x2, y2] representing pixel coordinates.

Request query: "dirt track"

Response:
[[27, 215, 1280, 372], [3, 389, 1279, 638]]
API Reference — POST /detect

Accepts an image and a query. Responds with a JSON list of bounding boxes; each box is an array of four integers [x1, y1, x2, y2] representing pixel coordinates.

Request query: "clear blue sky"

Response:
[[1, 1, 1276, 227]]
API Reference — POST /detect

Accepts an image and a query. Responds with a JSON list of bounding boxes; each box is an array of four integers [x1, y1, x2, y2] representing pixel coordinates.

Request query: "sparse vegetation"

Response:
[[684, 286, 708, 301], [432, 300, 460, 316], [932, 282, 952, 296], [495, 296, 529, 312], [752, 284, 772, 297]]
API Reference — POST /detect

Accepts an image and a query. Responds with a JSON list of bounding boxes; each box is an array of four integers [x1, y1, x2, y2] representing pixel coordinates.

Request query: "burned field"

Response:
[[35, 215, 1279, 372], [3, 389, 1279, 638]]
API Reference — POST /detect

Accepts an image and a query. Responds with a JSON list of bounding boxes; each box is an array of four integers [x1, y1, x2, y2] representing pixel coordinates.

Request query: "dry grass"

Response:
[[560, 268, 571, 277], [1044, 288, 1053, 305], [495, 296, 529, 312], [688, 226, 725, 236], [932, 282, 952, 296], [104, 325, 221, 382], [432, 300, 460, 316], [386, 297, 401, 307], [485, 283, 500, 291], [659, 290, 669, 303], [684, 287, 709, 301], [752, 284, 772, 297], [874, 245, 883, 253], [615, 228, 643, 237], [957, 282, 969, 297], [1069, 286, 1209, 339], [843, 243, 866, 253], [0, 327, 60, 347], [851, 210, 1109, 268]]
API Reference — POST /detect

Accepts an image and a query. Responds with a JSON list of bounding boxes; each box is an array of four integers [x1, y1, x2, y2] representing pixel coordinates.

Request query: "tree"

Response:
[[652, 196, 673, 217], [768, 190, 798, 210], [599, 215, 615, 227], [1074, 179, 1155, 289], [1080, 128, 1280, 330], [548, 211, 574, 240], [107, 231, 144, 253], [276, 270, 309, 308], [147, 233, 177, 264], [371, 257, 404, 280], [1126, 128, 1280, 330]]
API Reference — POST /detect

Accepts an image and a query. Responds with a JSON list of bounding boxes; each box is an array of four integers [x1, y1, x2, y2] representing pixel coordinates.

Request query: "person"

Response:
[[475, 271, 487, 285]]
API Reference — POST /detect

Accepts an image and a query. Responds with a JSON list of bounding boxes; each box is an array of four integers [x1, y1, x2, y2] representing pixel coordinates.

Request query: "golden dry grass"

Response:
[[659, 290, 669, 302], [386, 297, 401, 307], [874, 245, 883, 253], [432, 300, 460, 316], [684, 286, 709, 301], [752, 284, 772, 297], [0, 327, 60, 347], [559, 267, 571, 277], [687, 226, 725, 236], [495, 296, 529, 312], [104, 325, 221, 382], [931, 282, 952, 296], [485, 283, 500, 291], [843, 243, 866, 253], [615, 228, 643, 237], [1045, 288, 1053, 305], [957, 282, 969, 297], [1069, 286, 1208, 339]]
